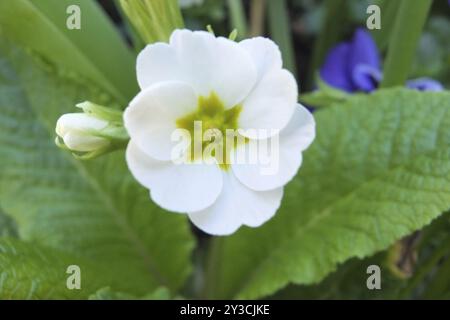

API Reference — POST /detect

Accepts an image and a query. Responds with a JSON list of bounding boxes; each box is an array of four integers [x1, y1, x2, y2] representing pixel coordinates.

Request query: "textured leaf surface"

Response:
[[0, 238, 133, 299], [0, 42, 194, 297], [213, 89, 450, 299]]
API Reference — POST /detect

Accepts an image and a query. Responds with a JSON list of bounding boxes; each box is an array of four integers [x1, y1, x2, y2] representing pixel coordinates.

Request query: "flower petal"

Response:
[[169, 29, 257, 108], [351, 64, 382, 92], [406, 77, 444, 91], [63, 132, 109, 152], [239, 69, 298, 140], [56, 113, 108, 137], [137, 30, 257, 108], [349, 28, 380, 72], [126, 141, 223, 213], [123, 81, 198, 161], [136, 43, 184, 90], [239, 37, 282, 82], [232, 104, 315, 191], [320, 43, 354, 92], [188, 172, 283, 235]]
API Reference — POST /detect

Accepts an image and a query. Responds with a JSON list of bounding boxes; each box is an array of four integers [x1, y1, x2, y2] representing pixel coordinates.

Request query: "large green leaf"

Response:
[[211, 88, 450, 299], [0, 0, 137, 103], [273, 215, 450, 300], [0, 41, 194, 297], [0, 238, 130, 299], [0, 207, 17, 238]]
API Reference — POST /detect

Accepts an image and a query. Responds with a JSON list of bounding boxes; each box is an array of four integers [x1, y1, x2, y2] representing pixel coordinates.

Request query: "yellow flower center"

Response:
[[176, 92, 246, 170]]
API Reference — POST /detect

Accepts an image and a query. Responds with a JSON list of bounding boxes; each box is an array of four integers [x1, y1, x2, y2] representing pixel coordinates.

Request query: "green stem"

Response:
[[267, 0, 296, 76], [119, 0, 184, 44], [308, 0, 348, 90], [371, 0, 401, 52], [380, 0, 432, 88], [249, 0, 266, 37], [202, 237, 224, 299], [227, 0, 248, 40]]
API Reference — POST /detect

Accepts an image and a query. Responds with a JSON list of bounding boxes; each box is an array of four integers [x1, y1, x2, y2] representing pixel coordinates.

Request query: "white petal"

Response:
[[157, 29, 257, 108], [126, 141, 223, 213], [136, 43, 184, 90], [63, 132, 109, 152], [56, 113, 108, 137], [232, 104, 315, 191], [281, 103, 316, 152], [123, 81, 197, 161], [239, 69, 298, 139], [169, 30, 257, 108], [188, 172, 283, 235], [239, 37, 282, 82]]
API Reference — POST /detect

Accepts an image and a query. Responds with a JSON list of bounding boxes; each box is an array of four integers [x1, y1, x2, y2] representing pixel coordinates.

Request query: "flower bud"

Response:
[[56, 113, 110, 152], [55, 102, 129, 159]]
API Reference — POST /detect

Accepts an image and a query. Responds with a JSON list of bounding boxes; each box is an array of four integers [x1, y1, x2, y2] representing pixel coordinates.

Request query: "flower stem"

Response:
[[119, 0, 184, 44], [202, 237, 224, 299], [267, 0, 296, 76], [227, 0, 248, 40], [380, 0, 432, 88], [308, 0, 349, 90], [370, 0, 401, 52], [249, 0, 266, 37]]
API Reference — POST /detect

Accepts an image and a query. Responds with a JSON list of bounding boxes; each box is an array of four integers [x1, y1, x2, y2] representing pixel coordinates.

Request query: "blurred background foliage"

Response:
[[101, 0, 450, 90]]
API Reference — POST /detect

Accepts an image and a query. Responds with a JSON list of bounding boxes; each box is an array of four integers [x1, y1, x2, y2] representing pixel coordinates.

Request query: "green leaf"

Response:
[[0, 41, 194, 297], [0, 238, 128, 299], [88, 286, 171, 300], [0, 0, 137, 103], [211, 88, 450, 299], [300, 76, 350, 108], [0, 207, 18, 238]]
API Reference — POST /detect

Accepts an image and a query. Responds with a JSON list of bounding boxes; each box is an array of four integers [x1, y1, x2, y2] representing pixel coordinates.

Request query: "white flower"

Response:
[[124, 29, 315, 235], [56, 113, 109, 152]]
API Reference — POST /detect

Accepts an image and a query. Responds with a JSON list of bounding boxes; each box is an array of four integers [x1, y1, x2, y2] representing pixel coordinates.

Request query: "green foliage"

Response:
[[0, 238, 125, 299], [119, 0, 184, 44], [272, 214, 450, 299], [300, 76, 350, 108], [0, 40, 194, 298], [0, 0, 137, 104], [209, 88, 450, 299], [0, 209, 18, 238], [380, 0, 432, 88], [88, 286, 171, 300]]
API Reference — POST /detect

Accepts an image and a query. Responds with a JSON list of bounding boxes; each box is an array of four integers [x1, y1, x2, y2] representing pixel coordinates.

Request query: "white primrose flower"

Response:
[[124, 29, 315, 235]]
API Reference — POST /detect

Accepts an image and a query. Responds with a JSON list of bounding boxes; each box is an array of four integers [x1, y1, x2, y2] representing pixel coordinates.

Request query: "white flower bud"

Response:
[[55, 113, 109, 152]]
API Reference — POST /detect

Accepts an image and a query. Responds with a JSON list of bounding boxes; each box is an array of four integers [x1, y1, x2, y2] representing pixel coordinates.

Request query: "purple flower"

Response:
[[320, 28, 444, 93], [406, 78, 444, 91], [320, 28, 381, 93]]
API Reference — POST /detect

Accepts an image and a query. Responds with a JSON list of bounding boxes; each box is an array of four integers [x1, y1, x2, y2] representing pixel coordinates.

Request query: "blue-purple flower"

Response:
[[320, 28, 444, 93]]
